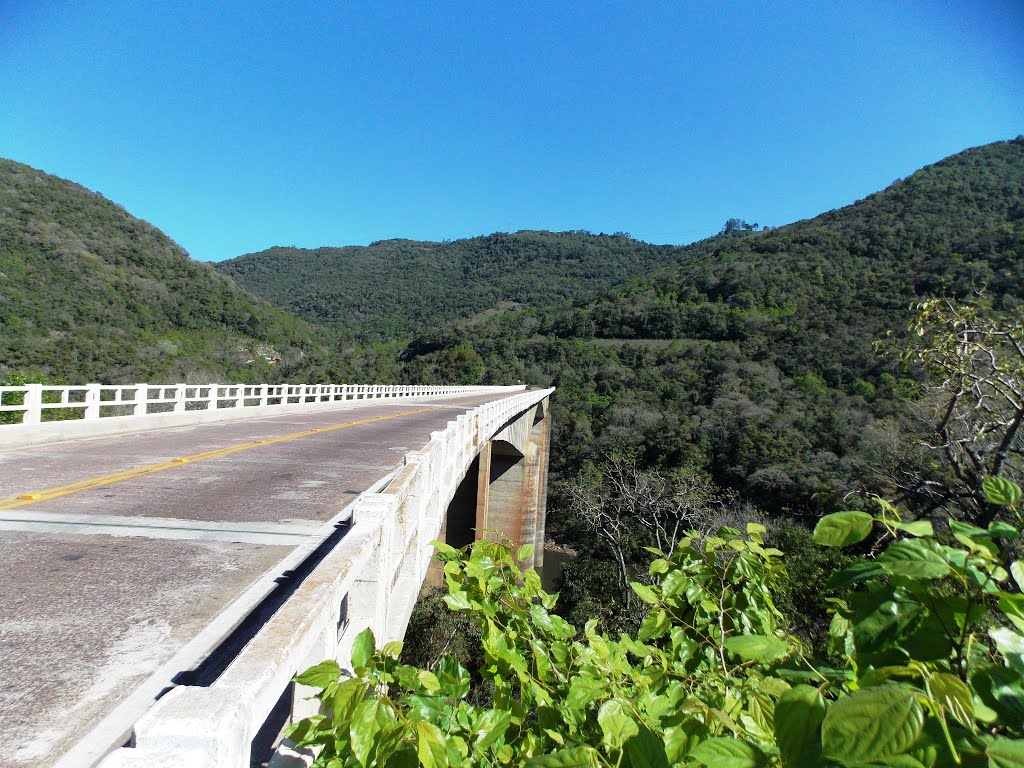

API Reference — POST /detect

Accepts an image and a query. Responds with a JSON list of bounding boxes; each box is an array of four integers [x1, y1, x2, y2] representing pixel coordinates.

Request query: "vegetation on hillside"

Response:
[[393, 139, 1024, 521], [216, 231, 688, 341], [0, 158, 344, 383]]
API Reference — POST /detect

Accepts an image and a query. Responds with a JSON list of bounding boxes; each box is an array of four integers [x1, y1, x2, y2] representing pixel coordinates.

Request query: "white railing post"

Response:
[[235, 384, 245, 408], [22, 384, 42, 425], [133, 384, 149, 416], [84, 384, 101, 420], [173, 384, 186, 413], [208, 384, 218, 410], [260, 384, 269, 407]]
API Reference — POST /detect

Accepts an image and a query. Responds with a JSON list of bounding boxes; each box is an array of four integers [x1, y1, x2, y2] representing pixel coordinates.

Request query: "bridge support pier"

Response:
[[436, 399, 550, 572]]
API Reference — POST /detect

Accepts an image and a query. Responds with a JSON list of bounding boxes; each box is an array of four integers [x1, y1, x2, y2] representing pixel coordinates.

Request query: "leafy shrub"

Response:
[[288, 477, 1024, 766]]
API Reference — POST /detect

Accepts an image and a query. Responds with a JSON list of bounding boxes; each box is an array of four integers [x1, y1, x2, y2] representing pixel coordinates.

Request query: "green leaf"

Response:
[[900, 613, 955, 662], [524, 746, 601, 767], [405, 693, 447, 722], [284, 714, 325, 745], [351, 627, 376, 669], [638, 608, 671, 640], [929, 672, 975, 729], [665, 719, 705, 764], [331, 678, 370, 728], [988, 737, 1024, 768], [877, 539, 949, 579], [566, 675, 607, 710], [1011, 561, 1024, 591], [516, 542, 534, 562], [723, 634, 789, 663], [649, 558, 670, 575], [660, 568, 689, 597], [381, 640, 403, 660], [690, 737, 767, 767], [415, 720, 448, 768], [631, 581, 660, 605], [350, 698, 396, 766], [525, 567, 543, 596], [814, 511, 874, 547], [294, 659, 341, 689], [973, 665, 1024, 730], [417, 670, 441, 693], [374, 722, 407, 764], [991, 628, 1024, 672], [623, 723, 670, 768], [774, 685, 827, 767], [474, 708, 512, 751], [850, 592, 924, 660], [443, 590, 473, 611], [430, 540, 461, 558], [989, 521, 1021, 540], [983, 477, 1023, 508], [821, 684, 924, 763], [895, 520, 934, 537], [530, 602, 556, 635], [827, 560, 887, 590], [435, 655, 471, 698], [597, 699, 639, 749], [950, 519, 1018, 541]]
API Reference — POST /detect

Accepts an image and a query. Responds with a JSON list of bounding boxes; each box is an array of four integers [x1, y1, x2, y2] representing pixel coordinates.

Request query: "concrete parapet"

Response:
[[94, 387, 554, 768]]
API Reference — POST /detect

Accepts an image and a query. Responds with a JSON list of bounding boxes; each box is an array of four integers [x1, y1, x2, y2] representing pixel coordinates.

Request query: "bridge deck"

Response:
[[0, 394, 500, 767]]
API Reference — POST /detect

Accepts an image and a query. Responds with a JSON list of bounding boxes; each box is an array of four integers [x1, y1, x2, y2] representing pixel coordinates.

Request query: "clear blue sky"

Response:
[[2, 1, 1022, 262]]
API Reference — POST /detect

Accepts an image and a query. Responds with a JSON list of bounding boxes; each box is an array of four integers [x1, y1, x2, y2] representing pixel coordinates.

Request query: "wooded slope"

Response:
[[0, 159, 340, 382], [396, 139, 1024, 515], [217, 231, 688, 340]]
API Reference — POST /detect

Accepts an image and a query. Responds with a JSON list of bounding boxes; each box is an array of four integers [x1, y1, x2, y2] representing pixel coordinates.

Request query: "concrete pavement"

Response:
[[0, 394, 498, 767]]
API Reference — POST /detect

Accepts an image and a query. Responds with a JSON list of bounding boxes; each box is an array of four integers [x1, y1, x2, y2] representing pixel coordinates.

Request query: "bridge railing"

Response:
[[97, 386, 555, 768], [0, 382, 506, 426]]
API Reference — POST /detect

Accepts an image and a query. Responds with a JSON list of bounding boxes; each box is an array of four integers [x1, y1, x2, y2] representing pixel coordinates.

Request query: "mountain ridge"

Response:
[[216, 229, 690, 340], [0, 157, 341, 383]]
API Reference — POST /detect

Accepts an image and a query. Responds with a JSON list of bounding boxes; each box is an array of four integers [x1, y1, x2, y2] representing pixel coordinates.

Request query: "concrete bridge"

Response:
[[0, 382, 555, 768]]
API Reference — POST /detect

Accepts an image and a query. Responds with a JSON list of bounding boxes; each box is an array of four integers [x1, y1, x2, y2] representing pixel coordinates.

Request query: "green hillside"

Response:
[[394, 138, 1024, 517], [0, 159, 342, 383], [216, 231, 688, 340]]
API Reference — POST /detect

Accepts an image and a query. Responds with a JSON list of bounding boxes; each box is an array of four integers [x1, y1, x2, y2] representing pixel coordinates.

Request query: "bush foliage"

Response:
[[289, 479, 1024, 767]]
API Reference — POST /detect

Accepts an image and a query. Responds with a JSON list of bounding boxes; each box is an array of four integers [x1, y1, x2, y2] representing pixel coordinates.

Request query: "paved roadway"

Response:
[[0, 394, 501, 767]]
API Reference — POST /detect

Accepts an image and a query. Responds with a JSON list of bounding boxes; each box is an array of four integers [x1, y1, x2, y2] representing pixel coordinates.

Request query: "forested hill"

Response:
[[570, 137, 1024, 378], [395, 138, 1024, 516], [0, 159, 340, 383], [216, 231, 688, 340]]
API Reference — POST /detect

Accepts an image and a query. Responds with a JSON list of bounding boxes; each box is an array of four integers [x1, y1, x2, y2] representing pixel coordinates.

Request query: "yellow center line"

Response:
[[0, 397, 494, 511]]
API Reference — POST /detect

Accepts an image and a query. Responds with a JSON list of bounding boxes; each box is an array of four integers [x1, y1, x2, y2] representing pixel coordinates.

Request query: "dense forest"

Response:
[[216, 231, 689, 340], [362, 139, 1024, 513], [0, 158, 343, 383]]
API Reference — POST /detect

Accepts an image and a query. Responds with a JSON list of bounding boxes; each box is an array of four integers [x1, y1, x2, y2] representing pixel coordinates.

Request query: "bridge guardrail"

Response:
[[0, 383, 529, 449], [0, 383, 515, 425], [95, 387, 554, 768]]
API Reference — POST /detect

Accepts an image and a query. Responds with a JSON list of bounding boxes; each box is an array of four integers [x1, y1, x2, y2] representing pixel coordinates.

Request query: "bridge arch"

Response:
[[437, 400, 551, 571]]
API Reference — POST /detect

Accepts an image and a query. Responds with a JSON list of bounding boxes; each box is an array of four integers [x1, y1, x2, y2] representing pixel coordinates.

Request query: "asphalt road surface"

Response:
[[0, 393, 504, 767]]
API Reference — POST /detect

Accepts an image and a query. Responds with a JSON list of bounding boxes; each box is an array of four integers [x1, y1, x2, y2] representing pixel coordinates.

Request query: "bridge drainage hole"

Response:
[[250, 682, 294, 768]]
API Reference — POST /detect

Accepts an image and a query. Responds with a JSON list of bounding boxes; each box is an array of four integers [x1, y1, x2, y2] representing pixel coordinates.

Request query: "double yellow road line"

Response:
[[0, 407, 438, 511]]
